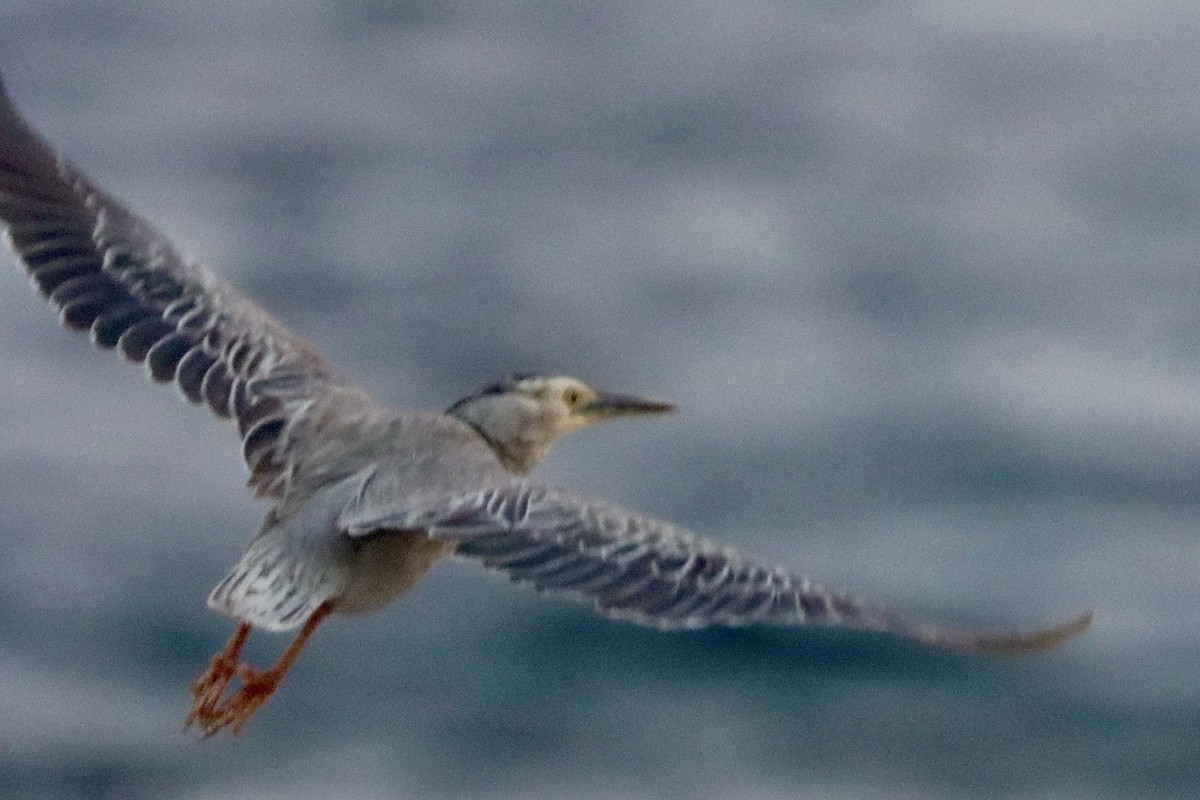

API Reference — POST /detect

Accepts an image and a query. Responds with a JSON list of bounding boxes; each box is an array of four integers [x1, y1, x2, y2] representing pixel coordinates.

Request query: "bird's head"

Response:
[[447, 373, 675, 474]]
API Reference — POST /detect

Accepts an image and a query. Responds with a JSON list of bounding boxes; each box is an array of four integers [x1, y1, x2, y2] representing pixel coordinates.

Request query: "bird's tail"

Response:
[[207, 522, 345, 633]]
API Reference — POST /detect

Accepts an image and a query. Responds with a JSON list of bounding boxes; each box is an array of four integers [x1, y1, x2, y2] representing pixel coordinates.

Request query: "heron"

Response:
[[0, 74, 1091, 738]]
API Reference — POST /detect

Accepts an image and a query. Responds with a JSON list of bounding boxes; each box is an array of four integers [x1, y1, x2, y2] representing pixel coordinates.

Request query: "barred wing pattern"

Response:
[[0, 79, 364, 498], [342, 484, 1093, 654]]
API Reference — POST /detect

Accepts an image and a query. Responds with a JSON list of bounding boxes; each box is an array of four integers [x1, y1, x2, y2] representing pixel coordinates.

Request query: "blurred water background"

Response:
[[1, 2, 1197, 798]]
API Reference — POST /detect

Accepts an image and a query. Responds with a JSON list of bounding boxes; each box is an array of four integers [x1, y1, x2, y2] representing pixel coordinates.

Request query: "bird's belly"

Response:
[[333, 530, 454, 615]]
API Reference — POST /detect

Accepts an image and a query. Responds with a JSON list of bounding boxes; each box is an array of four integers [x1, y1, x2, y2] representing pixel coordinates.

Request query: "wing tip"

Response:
[[0, 68, 13, 113], [0, 69, 34, 139], [923, 608, 1094, 656]]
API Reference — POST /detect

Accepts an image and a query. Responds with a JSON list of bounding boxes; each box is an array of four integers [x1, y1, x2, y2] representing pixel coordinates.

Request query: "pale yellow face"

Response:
[[510, 375, 674, 434], [447, 373, 673, 473], [511, 376, 601, 433]]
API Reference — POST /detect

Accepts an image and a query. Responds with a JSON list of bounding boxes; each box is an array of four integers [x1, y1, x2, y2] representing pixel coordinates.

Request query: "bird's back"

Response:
[[272, 403, 513, 517]]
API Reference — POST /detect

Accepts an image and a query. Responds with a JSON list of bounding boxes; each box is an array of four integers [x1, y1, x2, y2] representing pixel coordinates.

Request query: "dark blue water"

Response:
[[1, 3, 1197, 798]]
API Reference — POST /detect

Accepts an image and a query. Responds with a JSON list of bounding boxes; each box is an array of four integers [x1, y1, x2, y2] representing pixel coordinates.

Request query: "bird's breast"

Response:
[[332, 529, 456, 616]]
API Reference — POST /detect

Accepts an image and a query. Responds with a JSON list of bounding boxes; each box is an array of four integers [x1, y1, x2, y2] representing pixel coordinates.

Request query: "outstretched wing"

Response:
[[341, 482, 1091, 654], [0, 76, 374, 498]]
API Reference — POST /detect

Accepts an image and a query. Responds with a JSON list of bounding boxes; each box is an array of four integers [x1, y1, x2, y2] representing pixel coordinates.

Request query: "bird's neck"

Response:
[[461, 426, 553, 475], [446, 412, 550, 475], [485, 436, 547, 475]]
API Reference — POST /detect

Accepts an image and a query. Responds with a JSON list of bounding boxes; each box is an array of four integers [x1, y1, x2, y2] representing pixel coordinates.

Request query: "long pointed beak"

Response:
[[585, 390, 676, 419]]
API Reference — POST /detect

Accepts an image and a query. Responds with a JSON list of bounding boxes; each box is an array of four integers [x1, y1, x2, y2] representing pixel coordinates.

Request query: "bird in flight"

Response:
[[0, 73, 1091, 738]]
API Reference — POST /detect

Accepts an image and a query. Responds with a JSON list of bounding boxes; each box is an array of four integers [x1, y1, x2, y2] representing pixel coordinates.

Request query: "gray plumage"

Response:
[[0, 70, 1091, 731]]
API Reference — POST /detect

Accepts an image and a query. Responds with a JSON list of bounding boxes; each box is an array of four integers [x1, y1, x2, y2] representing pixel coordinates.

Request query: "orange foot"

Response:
[[193, 663, 287, 737], [184, 602, 332, 738], [185, 622, 251, 731]]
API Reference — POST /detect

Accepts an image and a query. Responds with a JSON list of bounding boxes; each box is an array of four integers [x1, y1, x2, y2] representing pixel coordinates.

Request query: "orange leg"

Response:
[[185, 602, 333, 738], [185, 621, 251, 730]]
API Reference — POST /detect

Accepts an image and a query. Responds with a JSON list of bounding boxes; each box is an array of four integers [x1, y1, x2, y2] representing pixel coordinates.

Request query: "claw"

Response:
[[184, 622, 251, 731], [184, 602, 332, 737], [196, 664, 285, 737]]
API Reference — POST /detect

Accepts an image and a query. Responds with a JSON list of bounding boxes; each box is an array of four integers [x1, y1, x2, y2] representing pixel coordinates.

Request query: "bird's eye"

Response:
[[564, 388, 582, 406]]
